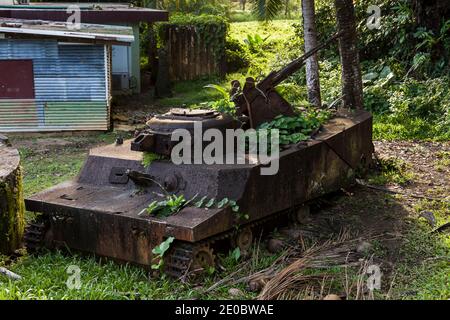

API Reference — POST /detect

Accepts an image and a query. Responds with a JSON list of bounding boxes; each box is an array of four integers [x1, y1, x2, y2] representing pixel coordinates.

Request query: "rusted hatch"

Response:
[[0, 59, 35, 99]]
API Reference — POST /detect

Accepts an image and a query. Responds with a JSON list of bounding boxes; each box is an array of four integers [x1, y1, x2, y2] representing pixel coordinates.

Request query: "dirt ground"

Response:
[[374, 141, 450, 198], [111, 94, 171, 128]]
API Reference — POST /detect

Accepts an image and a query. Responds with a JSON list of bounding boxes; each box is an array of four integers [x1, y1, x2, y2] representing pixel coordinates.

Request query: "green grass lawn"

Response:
[[229, 19, 297, 43]]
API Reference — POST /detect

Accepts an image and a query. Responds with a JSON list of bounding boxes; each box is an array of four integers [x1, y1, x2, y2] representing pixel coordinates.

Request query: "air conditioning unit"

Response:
[[112, 73, 130, 91], [15, 0, 30, 5]]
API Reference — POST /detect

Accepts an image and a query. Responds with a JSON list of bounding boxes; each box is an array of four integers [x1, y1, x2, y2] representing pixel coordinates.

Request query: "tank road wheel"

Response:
[[164, 242, 215, 279], [192, 244, 215, 273], [231, 227, 253, 253], [290, 205, 310, 225]]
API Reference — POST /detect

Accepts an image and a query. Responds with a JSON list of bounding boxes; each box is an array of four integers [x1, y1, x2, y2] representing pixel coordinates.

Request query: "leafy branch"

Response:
[[258, 109, 331, 145], [151, 237, 175, 270], [145, 194, 188, 218]]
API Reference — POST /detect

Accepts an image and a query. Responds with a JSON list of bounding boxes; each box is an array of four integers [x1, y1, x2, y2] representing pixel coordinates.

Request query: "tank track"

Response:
[[164, 242, 214, 279], [164, 207, 295, 279], [23, 216, 48, 252]]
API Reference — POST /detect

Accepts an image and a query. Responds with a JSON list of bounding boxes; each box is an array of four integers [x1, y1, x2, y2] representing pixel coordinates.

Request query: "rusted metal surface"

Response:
[[131, 109, 242, 156], [231, 34, 341, 128], [25, 110, 372, 267], [232, 77, 296, 128]]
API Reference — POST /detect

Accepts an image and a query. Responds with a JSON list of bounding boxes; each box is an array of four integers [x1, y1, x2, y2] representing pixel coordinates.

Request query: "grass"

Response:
[[370, 164, 449, 299], [20, 151, 85, 197], [228, 9, 300, 23], [0, 234, 279, 300], [228, 20, 297, 43], [229, 10, 257, 23], [156, 78, 224, 107], [373, 115, 450, 141], [12, 133, 118, 197], [390, 225, 450, 300], [436, 151, 450, 167], [0, 251, 192, 300], [367, 157, 415, 186]]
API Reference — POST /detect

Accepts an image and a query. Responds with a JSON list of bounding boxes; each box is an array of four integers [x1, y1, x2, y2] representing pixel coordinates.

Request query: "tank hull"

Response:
[[25, 110, 373, 267]]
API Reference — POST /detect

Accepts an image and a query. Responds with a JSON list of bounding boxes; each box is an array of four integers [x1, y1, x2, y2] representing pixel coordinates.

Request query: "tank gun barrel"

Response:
[[269, 32, 342, 88], [230, 32, 342, 128]]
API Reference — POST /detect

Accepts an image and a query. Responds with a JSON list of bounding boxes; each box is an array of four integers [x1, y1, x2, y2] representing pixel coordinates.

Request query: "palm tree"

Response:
[[251, 0, 283, 21], [252, 0, 321, 107], [334, 0, 363, 109], [252, 0, 363, 109], [302, 0, 321, 107], [240, 0, 247, 11]]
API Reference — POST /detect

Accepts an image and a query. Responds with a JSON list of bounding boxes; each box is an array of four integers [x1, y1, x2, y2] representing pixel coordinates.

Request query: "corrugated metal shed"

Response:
[[0, 39, 111, 132], [0, 18, 134, 44]]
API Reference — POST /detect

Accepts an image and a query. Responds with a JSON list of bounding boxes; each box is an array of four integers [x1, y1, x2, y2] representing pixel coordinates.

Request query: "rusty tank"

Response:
[[24, 38, 373, 278]]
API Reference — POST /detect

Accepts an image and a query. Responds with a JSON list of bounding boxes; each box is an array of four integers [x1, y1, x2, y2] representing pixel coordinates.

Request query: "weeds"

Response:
[[152, 237, 175, 271], [258, 110, 331, 145], [368, 157, 415, 186], [142, 152, 163, 168], [145, 194, 188, 218]]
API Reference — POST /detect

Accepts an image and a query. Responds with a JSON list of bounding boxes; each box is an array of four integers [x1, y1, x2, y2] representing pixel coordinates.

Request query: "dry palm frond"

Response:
[[258, 230, 370, 300], [204, 229, 387, 299], [203, 247, 295, 294]]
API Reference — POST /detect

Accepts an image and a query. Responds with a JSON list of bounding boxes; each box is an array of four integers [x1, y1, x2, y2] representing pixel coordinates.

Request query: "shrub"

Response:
[[225, 38, 250, 73]]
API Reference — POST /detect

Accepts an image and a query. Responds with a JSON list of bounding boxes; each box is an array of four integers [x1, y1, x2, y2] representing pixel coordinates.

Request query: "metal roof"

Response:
[[0, 18, 134, 44], [0, 3, 169, 23]]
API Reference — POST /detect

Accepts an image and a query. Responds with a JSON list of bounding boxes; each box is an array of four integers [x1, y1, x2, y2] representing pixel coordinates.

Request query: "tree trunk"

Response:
[[0, 139, 24, 255], [412, 0, 450, 33], [334, 0, 363, 110], [147, 23, 158, 84], [155, 47, 172, 98], [302, 0, 322, 107], [241, 0, 247, 11], [411, 0, 450, 63]]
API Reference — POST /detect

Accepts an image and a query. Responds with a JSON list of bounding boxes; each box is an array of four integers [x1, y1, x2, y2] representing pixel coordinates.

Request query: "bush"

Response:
[[197, 3, 230, 16], [225, 38, 250, 73], [365, 75, 450, 140], [150, 0, 232, 17], [155, 13, 229, 63]]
